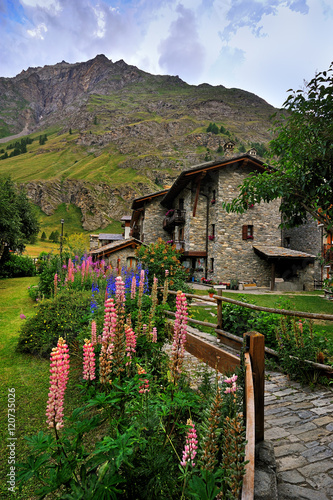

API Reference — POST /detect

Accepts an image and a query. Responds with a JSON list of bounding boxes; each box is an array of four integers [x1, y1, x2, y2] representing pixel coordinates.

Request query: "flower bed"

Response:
[[17, 274, 247, 499]]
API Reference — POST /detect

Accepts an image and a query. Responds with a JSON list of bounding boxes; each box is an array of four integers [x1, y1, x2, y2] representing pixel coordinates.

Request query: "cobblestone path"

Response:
[[265, 371, 333, 499]]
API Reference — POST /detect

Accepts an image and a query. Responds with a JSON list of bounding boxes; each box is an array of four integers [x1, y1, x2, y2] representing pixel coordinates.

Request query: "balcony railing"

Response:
[[163, 209, 186, 231]]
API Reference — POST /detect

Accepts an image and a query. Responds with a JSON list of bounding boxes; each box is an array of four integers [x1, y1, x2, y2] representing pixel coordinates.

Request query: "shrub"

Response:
[[16, 289, 92, 357], [0, 254, 36, 278], [136, 238, 192, 298]]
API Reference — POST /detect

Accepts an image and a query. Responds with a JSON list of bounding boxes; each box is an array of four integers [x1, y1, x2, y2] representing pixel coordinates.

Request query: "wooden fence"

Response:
[[163, 288, 333, 498]]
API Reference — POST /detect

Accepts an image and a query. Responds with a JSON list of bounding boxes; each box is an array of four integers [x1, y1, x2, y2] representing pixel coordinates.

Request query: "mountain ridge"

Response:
[[0, 54, 279, 230]]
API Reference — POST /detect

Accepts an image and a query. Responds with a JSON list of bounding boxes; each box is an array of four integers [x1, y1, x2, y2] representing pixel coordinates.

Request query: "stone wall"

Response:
[[212, 165, 282, 286], [103, 247, 138, 269], [142, 198, 167, 244], [283, 215, 322, 283]]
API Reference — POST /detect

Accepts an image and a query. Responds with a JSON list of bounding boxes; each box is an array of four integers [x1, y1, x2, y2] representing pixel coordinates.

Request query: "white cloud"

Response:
[[21, 0, 61, 12], [27, 21, 47, 39]]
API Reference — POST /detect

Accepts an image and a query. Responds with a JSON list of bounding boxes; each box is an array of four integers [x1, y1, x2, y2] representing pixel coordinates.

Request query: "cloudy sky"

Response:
[[1, 0, 332, 108]]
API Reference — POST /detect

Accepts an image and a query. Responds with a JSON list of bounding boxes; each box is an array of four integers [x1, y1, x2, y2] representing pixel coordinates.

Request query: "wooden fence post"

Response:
[[244, 331, 265, 443], [217, 288, 223, 330]]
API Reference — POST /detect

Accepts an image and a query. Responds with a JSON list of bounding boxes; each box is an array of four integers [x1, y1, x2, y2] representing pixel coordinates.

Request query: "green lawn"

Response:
[[0, 278, 81, 499], [190, 289, 333, 337]]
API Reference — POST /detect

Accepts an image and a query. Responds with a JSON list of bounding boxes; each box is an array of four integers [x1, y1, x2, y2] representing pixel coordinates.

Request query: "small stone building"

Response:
[[90, 238, 142, 270], [130, 154, 321, 290]]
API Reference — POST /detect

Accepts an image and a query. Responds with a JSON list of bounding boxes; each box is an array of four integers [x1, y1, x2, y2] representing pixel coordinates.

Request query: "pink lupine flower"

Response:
[[125, 324, 137, 365], [91, 320, 97, 345], [68, 259, 74, 282], [46, 337, 70, 430], [99, 298, 117, 383], [137, 365, 149, 394], [224, 373, 237, 394], [20, 313, 26, 320], [298, 320, 303, 333], [142, 324, 147, 337], [115, 276, 126, 312], [81, 261, 85, 283], [151, 327, 157, 343], [131, 276, 136, 299], [180, 419, 198, 467], [170, 291, 188, 381], [83, 339, 96, 381]]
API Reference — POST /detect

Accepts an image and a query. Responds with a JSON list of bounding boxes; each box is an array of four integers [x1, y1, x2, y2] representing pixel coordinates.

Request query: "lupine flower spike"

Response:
[[170, 291, 188, 384], [137, 364, 149, 394], [46, 337, 70, 430], [91, 320, 97, 345], [180, 419, 198, 467], [83, 339, 96, 381]]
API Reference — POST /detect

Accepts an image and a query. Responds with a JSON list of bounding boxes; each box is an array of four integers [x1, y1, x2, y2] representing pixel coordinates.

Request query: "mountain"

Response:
[[0, 55, 278, 230]]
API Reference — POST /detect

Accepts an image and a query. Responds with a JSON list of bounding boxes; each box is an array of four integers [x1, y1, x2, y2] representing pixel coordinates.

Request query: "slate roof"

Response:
[[253, 245, 316, 260], [90, 238, 142, 256], [98, 234, 124, 241]]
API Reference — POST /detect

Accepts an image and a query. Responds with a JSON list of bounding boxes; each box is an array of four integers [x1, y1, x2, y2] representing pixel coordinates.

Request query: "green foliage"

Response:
[[225, 63, 333, 231], [49, 230, 60, 243], [0, 253, 36, 278], [39, 133, 48, 145], [0, 176, 40, 264], [40, 231, 47, 241], [16, 289, 92, 356]]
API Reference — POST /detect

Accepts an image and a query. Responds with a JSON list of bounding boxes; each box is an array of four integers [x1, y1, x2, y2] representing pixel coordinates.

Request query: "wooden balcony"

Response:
[[163, 209, 186, 231]]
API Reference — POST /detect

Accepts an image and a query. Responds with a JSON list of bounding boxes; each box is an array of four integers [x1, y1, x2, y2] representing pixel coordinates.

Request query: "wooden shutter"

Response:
[[242, 225, 248, 240]]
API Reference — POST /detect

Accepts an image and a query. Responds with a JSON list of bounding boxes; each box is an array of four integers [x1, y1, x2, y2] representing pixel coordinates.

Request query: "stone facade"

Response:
[[131, 155, 320, 289], [283, 216, 322, 287]]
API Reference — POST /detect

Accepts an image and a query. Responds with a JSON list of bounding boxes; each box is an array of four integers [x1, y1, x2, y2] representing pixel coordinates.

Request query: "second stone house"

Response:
[[130, 154, 320, 290]]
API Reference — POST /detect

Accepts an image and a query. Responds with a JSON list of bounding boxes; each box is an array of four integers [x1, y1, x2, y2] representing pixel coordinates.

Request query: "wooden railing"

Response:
[[163, 287, 333, 498], [163, 294, 267, 499]]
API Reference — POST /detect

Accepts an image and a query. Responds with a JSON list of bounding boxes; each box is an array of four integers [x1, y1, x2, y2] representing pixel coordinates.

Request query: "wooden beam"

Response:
[[242, 352, 255, 500], [271, 262, 275, 291], [217, 288, 223, 330], [185, 331, 240, 374], [244, 331, 265, 443]]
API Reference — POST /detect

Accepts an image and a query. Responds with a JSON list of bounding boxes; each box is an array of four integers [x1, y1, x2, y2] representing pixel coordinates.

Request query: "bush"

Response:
[[136, 238, 192, 298], [0, 254, 36, 278], [16, 289, 92, 356]]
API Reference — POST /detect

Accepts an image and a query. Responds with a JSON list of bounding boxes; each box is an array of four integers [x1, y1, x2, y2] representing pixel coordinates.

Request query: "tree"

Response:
[[41, 231, 47, 241], [0, 177, 39, 262], [224, 63, 333, 232]]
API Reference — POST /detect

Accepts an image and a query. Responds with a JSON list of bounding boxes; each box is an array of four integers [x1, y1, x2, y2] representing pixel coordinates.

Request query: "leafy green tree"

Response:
[[225, 63, 333, 231], [41, 231, 47, 241], [0, 177, 39, 262]]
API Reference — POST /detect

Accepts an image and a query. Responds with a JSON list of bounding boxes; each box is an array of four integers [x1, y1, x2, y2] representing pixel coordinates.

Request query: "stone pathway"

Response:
[[265, 371, 333, 499]]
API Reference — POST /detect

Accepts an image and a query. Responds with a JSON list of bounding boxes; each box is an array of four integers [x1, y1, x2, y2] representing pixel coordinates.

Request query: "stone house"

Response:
[[89, 215, 140, 270], [130, 154, 321, 291], [90, 237, 142, 270]]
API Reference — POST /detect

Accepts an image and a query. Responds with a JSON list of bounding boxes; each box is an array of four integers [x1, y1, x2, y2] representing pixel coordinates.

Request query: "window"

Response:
[[242, 225, 253, 240], [179, 198, 184, 210], [210, 258, 214, 272]]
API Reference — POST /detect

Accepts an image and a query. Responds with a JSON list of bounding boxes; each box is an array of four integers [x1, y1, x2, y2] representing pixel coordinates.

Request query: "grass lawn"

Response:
[[0, 278, 82, 499], [189, 288, 333, 338]]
